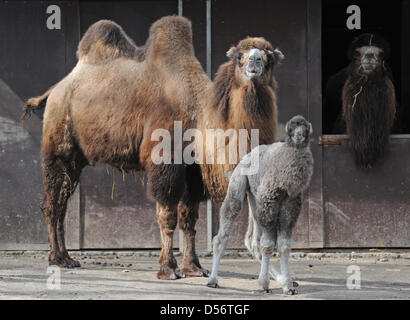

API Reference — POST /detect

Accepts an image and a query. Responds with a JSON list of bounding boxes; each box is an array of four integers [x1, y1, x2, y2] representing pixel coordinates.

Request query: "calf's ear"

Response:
[[285, 121, 291, 135]]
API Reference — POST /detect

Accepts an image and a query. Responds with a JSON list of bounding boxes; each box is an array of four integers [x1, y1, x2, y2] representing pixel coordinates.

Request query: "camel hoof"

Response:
[[284, 288, 298, 295], [49, 256, 81, 269], [157, 267, 185, 280], [175, 269, 187, 278], [182, 266, 210, 277], [207, 277, 219, 288]]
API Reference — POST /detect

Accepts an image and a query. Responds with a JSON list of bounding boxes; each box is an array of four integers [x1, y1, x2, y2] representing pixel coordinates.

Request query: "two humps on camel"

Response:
[[22, 15, 311, 295]]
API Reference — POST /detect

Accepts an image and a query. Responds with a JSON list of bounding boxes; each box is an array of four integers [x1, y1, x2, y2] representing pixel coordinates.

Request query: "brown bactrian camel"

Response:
[[197, 38, 283, 203], [22, 16, 284, 280]]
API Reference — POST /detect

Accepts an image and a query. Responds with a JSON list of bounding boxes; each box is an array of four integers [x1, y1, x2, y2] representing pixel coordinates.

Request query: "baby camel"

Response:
[[207, 115, 314, 295]]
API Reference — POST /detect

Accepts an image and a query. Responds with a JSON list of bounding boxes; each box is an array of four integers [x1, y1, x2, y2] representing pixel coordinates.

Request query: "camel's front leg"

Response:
[[157, 203, 185, 280], [276, 196, 302, 294], [246, 194, 282, 281], [276, 232, 298, 295], [178, 200, 209, 277], [258, 226, 276, 292], [178, 165, 209, 277]]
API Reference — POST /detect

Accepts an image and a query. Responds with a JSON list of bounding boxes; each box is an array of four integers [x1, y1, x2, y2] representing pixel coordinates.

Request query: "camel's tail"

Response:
[[21, 85, 55, 123]]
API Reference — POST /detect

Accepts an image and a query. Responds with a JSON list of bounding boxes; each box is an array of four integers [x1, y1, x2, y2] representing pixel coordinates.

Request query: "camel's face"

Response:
[[285, 115, 313, 147], [353, 46, 384, 74], [226, 45, 284, 85], [237, 48, 270, 83], [242, 48, 266, 79]]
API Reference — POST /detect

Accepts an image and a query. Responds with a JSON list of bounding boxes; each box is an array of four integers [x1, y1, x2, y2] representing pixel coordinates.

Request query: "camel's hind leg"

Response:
[[178, 164, 209, 277], [245, 193, 281, 281], [207, 170, 247, 288], [276, 196, 302, 295], [41, 149, 86, 268], [156, 202, 185, 279]]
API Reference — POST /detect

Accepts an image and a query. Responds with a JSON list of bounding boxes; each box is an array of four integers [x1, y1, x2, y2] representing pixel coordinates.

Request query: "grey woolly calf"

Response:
[[207, 115, 314, 295]]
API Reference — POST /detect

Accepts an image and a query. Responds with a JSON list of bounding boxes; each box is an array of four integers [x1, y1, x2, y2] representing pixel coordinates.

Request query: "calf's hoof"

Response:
[[283, 288, 298, 295], [207, 277, 219, 288]]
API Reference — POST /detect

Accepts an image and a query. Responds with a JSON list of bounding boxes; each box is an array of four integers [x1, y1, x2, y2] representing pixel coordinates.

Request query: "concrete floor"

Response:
[[0, 251, 409, 300]]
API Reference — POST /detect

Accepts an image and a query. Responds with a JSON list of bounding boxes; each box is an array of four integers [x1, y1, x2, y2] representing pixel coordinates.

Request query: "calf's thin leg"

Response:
[[276, 196, 302, 295], [246, 194, 281, 281], [207, 172, 247, 288], [258, 226, 276, 292]]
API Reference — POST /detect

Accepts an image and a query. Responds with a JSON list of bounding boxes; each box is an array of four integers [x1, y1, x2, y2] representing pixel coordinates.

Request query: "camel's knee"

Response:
[[245, 235, 261, 260], [261, 245, 275, 256], [277, 234, 292, 255], [178, 202, 199, 232], [157, 205, 178, 233], [212, 231, 229, 253], [260, 236, 275, 257]]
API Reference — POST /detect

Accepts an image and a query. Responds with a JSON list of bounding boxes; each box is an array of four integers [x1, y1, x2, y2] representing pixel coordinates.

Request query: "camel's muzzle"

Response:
[[245, 49, 263, 78]]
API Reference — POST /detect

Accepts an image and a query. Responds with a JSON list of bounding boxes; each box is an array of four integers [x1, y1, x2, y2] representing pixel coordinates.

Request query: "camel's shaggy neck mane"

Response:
[[211, 61, 274, 122], [242, 81, 274, 119], [343, 62, 396, 167]]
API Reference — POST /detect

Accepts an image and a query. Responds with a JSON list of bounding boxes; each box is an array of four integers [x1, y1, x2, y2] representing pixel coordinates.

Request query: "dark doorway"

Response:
[[322, 0, 406, 133]]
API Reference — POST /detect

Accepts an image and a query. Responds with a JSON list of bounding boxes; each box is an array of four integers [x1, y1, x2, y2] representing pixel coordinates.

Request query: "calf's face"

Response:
[[285, 116, 313, 147]]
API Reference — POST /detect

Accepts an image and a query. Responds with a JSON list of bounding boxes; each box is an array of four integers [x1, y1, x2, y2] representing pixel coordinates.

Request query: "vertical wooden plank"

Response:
[[306, 0, 324, 248], [403, 0, 410, 128], [181, 0, 207, 71]]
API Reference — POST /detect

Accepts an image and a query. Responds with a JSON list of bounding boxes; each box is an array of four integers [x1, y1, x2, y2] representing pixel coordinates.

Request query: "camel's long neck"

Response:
[[227, 82, 277, 144]]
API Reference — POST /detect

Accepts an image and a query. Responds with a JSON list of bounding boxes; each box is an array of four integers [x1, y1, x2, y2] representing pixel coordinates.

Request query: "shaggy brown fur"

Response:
[[23, 18, 282, 280], [341, 34, 396, 168], [198, 37, 282, 202], [24, 16, 210, 279]]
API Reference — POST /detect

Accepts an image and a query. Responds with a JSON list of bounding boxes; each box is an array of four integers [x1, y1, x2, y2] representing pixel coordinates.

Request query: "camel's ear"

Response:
[[272, 49, 284, 65], [309, 122, 313, 135], [226, 47, 239, 60], [285, 121, 291, 135]]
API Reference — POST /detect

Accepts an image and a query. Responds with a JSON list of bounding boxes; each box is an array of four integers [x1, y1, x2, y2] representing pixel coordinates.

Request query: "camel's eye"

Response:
[[237, 53, 242, 61]]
